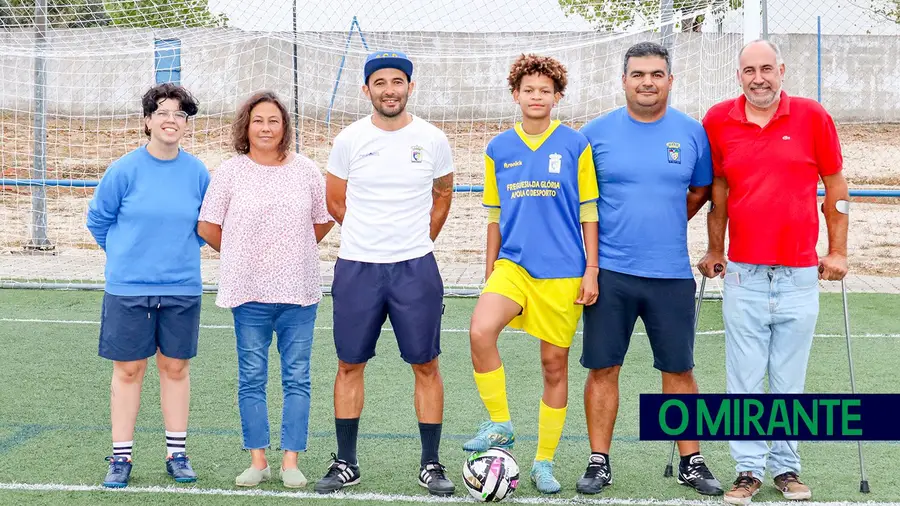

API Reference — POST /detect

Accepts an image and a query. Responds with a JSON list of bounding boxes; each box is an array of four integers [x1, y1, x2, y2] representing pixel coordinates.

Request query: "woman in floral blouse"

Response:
[[198, 91, 334, 488]]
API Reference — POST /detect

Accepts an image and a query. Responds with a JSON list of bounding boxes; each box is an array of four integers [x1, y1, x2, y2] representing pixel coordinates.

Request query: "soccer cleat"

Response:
[[418, 461, 455, 496], [530, 460, 561, 494], [462, 421, 515, 452], [314, 453, 360, 494], [677, 454, 723, 496], [575, 453, 612, 494], [773, 471, 811, 500], [103, 455, 133, 488], [165, 452, 197, 483]]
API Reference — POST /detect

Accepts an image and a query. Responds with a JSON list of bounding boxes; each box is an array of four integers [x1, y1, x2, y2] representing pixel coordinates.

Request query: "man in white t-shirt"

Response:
[[314, 50, 455, 497]]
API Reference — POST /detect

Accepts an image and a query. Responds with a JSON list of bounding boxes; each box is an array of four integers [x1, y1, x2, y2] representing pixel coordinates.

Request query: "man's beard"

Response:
[[374, 96, 406, 117], [746, 83, 780, 108]]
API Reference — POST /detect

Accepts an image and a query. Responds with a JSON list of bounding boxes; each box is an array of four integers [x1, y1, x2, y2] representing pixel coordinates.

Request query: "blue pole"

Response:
[[817, 15, 822, 103], [354, 18, 370, 50], [325, 16, 359, 125], [2, 180, 899, 197]]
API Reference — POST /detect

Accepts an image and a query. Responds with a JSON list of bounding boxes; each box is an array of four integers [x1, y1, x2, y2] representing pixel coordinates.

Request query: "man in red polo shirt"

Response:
[[699, 39, 849, 505]]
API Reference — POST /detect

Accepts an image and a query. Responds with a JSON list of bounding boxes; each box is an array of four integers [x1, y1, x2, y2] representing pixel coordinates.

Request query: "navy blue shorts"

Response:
[[332, 252, 444, 365], [98, 293, 202, 362], [581, 269, 696, 373]]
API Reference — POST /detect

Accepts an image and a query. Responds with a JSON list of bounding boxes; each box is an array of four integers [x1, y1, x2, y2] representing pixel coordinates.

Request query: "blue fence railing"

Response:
[[1, 179, 899, 198]]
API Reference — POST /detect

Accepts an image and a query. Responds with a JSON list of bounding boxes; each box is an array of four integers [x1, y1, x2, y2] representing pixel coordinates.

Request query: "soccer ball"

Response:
[[462, 447, 520, 502]]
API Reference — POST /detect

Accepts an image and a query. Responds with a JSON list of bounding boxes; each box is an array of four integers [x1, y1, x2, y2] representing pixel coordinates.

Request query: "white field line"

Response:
[[1, 317, 899, 339], [0, 482, 893, 506]]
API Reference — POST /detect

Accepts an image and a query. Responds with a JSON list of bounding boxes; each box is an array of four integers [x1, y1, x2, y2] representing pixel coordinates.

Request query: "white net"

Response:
[[1, 0, 897, 294]]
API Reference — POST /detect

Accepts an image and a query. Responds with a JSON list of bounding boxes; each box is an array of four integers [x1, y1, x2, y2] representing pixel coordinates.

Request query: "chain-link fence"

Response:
[[763, 0, 900, 122]]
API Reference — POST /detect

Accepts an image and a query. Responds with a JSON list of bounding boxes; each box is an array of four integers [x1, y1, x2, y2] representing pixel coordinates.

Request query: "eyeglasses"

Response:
[[152, 109, 189, 120]]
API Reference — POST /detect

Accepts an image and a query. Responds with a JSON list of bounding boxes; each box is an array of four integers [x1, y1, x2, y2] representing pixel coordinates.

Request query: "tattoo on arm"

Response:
[[432, 173, 454, 199]]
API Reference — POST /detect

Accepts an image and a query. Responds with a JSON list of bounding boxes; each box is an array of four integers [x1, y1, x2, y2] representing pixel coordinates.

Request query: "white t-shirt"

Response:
[[327, 114, 454, 263]]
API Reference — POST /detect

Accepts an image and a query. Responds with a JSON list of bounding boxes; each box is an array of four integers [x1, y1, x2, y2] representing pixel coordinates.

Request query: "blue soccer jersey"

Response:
[[580, 107, 713, 279], [483, 120, 599, 279]]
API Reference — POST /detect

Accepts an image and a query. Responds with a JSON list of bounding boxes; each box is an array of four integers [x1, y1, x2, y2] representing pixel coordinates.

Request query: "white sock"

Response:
[[165, 431, 186, 458], [113, 440, 133, 461]]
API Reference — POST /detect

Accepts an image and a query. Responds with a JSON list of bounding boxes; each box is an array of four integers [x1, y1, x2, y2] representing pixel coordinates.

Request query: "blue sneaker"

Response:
[[462, 421, 515, 452], [103, 456, 132, 488], [530, 460, 561, 494], [166, 452, 197, 483]]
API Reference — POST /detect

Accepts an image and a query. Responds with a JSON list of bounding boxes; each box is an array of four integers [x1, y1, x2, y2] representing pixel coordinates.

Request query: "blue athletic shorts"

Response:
[[580, 268, 696, 373], [98, 293, 202, 362], [332, 252, 444, 365]]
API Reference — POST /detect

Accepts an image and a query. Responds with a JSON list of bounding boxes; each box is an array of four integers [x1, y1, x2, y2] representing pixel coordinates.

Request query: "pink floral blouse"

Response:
[[199, 153, 332, 308]]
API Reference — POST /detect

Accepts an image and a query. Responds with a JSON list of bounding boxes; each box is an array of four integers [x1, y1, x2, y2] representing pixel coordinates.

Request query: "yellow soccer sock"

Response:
[[473, 365, 511, 423], [535, 400, 567, 462]]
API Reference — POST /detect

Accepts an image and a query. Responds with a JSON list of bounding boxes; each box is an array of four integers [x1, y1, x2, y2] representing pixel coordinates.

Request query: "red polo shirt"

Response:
[[702, 91, 843, 267]]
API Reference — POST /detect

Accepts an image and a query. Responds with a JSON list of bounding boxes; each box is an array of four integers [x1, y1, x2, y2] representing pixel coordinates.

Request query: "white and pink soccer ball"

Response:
[[462, 447, 520, 502]]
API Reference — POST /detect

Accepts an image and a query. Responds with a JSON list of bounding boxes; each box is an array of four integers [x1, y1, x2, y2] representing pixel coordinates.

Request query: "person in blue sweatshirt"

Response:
[[86, 83, 210, 488]]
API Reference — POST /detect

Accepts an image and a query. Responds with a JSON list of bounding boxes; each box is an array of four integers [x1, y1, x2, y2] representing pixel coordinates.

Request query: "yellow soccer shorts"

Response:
[[482, 259, 583, 348]]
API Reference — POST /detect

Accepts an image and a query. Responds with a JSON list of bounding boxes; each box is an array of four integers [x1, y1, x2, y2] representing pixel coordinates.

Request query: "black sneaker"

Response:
[[575, 453, 612, 494], [314, 453, 360, 494], [419, 461, 455, 496], [677, 455, 724, 496]]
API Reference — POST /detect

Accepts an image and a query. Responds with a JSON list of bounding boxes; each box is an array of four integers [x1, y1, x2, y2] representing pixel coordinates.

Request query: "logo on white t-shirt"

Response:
[[548, 153, 562, 173], [411, 145, 424, 163]]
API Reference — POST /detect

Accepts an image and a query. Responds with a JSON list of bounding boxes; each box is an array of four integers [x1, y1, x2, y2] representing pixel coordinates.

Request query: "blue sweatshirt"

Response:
[[87, 146, 210, 296]]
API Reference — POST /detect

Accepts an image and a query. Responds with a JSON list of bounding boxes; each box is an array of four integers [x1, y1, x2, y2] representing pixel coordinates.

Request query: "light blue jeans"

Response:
[[232, 302, 317, 452], [722, 261, 820, 480]]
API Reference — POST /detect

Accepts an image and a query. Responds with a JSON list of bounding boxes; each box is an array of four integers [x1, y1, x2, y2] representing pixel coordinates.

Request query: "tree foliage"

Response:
[[0, 0, 226, 28], [104, 0, 227, 28], [557, 0, 742, 32], [873, 0, 899, 23], [0, 0, 110, 28]]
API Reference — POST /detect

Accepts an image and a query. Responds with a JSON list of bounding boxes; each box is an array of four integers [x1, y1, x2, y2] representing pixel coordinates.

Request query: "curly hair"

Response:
[[231, 90, 293, 161], [507, 54, 568, 96], [141, 83, 199, 137]]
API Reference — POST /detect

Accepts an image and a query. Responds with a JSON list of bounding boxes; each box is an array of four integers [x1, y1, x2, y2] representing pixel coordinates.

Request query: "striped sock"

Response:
[[165, 431, 186, 458], [113, 440, 133, 461]]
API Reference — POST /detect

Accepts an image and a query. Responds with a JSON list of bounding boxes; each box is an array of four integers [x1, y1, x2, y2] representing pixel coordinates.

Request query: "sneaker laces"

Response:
[[734, 473, 758, 491], [169, 455, 191, 470], [105, 456, 128, 473], [533, 461, 555, 481], [779, 472, 802, 485], [584, 460, 610, 481], [685, 460, 716, 481], [323, 453, 350, 479], [473, 421, 493, 438], [423, 462, 448, 481]]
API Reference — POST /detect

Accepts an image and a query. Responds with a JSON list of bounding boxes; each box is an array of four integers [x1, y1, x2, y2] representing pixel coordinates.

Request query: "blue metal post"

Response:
[[326, 16, 369, 125]]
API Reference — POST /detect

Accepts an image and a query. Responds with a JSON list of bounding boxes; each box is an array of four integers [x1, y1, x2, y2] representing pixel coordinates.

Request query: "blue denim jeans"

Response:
[[723, 262, 819, 480], [232, 302, 317, 452]]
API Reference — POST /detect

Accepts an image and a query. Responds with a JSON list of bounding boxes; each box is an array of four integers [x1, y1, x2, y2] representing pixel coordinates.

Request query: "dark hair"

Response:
[[507, 53, 568, 96], [231, 90, 293, 161], [141, 83, 199, 137], [623, 41, 671, 74]]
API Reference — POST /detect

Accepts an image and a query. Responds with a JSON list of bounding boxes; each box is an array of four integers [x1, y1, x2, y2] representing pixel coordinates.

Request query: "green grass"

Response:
[[0, 288, 898, 505]]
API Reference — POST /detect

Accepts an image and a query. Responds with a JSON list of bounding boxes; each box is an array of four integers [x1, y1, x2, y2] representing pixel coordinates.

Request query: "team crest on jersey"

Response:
[[548, 153, 562, 173], [410, 145, 423, 163], [666, 142, 681, 164]]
